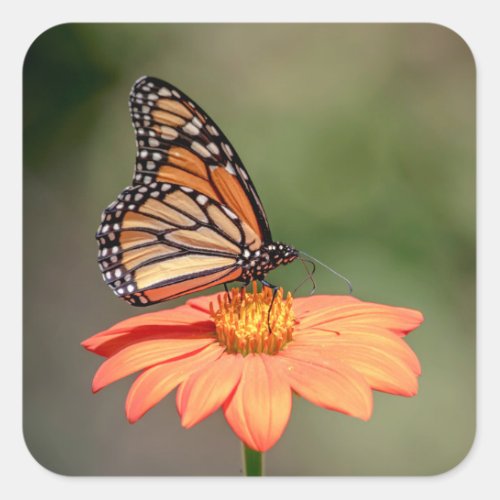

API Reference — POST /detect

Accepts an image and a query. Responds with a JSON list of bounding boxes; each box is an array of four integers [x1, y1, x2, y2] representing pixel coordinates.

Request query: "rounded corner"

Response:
[[22, 421, 75, 477], [427, 422, 477, 476], [22, 22, 79, 76], [424, 22, 476, 75]]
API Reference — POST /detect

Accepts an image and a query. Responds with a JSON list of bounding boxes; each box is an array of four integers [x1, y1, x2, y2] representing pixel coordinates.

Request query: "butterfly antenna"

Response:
[[293, 257, 317, 295], [298, 250, 353, 294]]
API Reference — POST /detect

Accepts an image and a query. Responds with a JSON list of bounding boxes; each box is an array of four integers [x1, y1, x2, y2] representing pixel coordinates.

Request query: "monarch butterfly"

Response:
[[96, 76, 299, 306]]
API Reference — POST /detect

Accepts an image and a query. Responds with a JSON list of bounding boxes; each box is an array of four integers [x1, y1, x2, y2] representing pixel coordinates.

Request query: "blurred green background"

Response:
[[23, 23, 475, 476]]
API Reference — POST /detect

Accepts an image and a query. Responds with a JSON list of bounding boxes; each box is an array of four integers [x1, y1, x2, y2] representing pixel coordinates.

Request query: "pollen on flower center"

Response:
[[210, 283, 295, 355]]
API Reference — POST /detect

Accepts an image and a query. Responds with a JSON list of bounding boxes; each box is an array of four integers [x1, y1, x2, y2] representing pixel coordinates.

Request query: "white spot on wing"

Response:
[[207, 125, 219, 136], [160, 126, 178, 140], [191, 141, 211, 158], [207, 143, 219, 155], [222, 142, 233, 158], [225, 162, 236, 175], [238, 166, 249, 180], [182, 122, 199, 136], [222, 206, 238, 220], [158, 87, 172, 97]]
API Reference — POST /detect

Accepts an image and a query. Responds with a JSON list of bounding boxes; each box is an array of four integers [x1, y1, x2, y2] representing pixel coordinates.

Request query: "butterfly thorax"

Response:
[[238, 242, 298, 283]]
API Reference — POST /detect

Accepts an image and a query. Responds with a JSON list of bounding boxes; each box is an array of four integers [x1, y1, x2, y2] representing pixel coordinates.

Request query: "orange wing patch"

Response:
[[211, 166, 261, 238], [135, 254, 237, 290], [156, 167, 219, 201], [168, 147, 209, 178], [206, 205, 242, 243], [142, 268, 242, 303], [151, 109, 186, 127], [120, 244, 180, 270], [122, 211, 175, 231], [119, 230, 158, 250], [156, 98, 193, 119], [166, 190, 208, 223], [139, 198, 195, 227], [166, 227, 241, 255]]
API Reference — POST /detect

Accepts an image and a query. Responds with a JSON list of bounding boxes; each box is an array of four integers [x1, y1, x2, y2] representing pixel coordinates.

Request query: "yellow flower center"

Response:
[[210, 283, 295, 355]]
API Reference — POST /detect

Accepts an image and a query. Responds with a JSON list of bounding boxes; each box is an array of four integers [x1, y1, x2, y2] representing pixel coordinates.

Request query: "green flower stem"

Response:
[[242, 442, 263, 476]]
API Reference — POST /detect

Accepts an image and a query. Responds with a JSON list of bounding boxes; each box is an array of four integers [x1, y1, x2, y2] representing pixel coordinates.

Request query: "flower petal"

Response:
[[186, 291, 225, 314], [125, 343, 224, 423], [177, 352, 244, 428], [223, 354, 292, 452], [293, 294, 360, 319], [82, 305, 214, 357], [295, 296, 423, 336], [92, 337, 216, 392], [277, 345, 373, 420], [295, 326, 421, 375], [292, 329, 419, 396]]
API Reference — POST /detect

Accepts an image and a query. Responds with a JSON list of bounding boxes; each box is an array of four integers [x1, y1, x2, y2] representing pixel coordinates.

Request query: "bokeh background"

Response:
[[23, 24, 475, 476]]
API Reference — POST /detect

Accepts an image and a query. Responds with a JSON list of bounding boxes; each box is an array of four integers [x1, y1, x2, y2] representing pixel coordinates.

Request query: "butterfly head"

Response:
[[265, 242, 299, 266], [239, 242, 298, 284]]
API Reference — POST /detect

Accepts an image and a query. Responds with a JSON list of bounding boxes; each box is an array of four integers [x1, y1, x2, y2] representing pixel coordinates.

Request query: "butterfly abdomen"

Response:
[[238, 242, 298, 284]]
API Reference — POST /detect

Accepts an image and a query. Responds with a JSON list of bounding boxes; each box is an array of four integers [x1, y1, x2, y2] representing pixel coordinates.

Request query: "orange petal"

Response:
[[177, 352, 244, 428], [276, 346, 373, 421], [223, 354, 292, 452], [125, 343, 224, 423], [82, 305, 214, 357], [295, 326, 421, 375], [295, 297, 423, 336], [92, 337, 216, 392], [292, 329, 420, 396], [186, 291, 225, 314], [293, 295, 360, 319]]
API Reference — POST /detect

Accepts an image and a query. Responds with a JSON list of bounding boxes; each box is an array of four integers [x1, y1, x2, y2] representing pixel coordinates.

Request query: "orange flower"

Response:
[[82, 286, 423, 452]]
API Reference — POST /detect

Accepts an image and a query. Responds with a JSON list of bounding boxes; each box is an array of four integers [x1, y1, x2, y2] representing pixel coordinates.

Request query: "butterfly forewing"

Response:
[[96, 76, 302, 307], [129, 76, 272, 243], [96, 182, 261, 305]]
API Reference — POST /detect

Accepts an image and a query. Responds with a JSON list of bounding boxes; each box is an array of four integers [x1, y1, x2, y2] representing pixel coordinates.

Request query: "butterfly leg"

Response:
[[223, 283, 231, 301], [260, 279, 279, 332]]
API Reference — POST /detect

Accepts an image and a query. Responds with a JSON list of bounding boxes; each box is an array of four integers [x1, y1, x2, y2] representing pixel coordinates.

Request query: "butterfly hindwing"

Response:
[[129, 76, 272, 244], [96, 182, 261, 305]]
